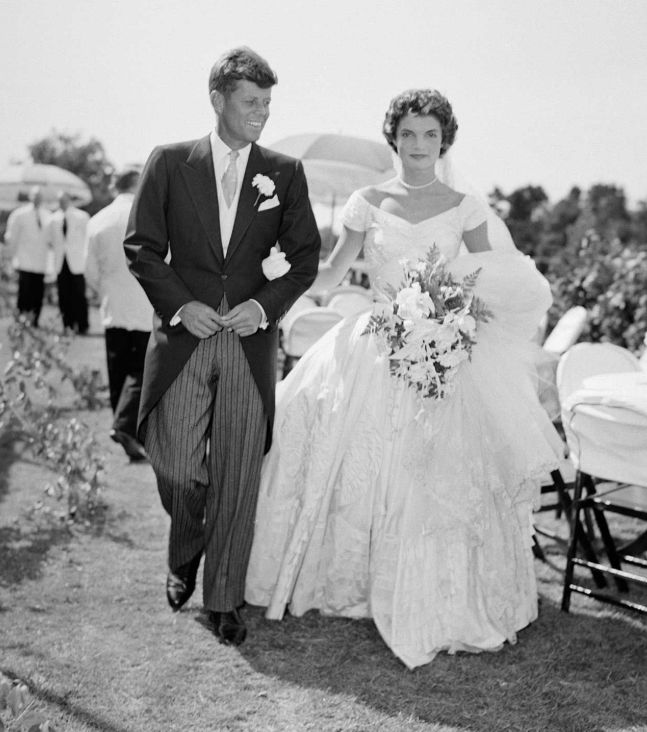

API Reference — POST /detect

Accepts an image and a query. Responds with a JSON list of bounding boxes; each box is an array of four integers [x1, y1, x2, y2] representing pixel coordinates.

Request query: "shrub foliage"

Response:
[[0, 315, 107, 523], [494, 182, 647, 354]]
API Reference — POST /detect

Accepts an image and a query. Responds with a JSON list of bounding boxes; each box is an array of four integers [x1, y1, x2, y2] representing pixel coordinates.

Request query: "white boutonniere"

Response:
[[252, 174, 276, 206], [262, 245, 291, 280]]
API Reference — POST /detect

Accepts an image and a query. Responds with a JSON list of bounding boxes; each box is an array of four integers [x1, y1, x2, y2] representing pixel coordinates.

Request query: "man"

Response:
[[85, 168, 152, 462], [4, 186, 51, 326], [124, 47, 320, 645], [50, 191, 90, 334]]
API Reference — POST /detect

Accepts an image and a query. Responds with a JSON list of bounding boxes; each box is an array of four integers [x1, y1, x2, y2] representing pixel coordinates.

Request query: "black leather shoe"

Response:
[[208, 608, 247, 646], [110, 429, 148, 462], [166, 553, 202, 610]]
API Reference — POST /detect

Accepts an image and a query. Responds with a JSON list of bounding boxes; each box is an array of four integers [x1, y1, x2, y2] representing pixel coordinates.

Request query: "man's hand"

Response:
[[178, 301, 224, 339], [219, 300, 263, 338]]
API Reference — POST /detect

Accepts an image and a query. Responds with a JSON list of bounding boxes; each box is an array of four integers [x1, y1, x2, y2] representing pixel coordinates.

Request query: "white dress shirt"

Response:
[[4, 203, 52, 273], [49, 206, 90, 274], [210, 130, 251, 255], [85, 193, 154, 331], [170, 131, 267, 329]]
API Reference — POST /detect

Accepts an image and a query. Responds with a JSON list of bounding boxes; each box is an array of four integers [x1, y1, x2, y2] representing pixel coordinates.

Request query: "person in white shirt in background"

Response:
[[85, 168, 152, 462], [4, 186, 52, 326], [50, 191, 90, 334]]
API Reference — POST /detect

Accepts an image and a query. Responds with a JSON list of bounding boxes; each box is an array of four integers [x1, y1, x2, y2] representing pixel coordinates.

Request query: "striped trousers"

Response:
[[145, 321, 266, 612]]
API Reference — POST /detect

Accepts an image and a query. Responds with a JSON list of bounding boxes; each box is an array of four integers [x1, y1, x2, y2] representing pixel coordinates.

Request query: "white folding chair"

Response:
[[281, 307, 343, 376], [557, 343, 647, 614], [640, 349, 647, 373], [321, 284, 371, 306], [327, 291, 372, 318], [531, 313, 549, 346], [533, 307, 587, 425], [279, 295, 318, 336], [542, 306, 588, 356], [556, 342, 641, 407], [533, 456, 577, 563]]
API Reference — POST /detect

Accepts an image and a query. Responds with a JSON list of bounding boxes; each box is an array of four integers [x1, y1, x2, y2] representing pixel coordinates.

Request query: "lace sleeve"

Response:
[[461, 195, 489, 232], [340, 191, 371, 232]]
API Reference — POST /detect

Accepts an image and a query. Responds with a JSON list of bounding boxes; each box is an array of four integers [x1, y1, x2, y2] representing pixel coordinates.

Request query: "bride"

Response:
[[245, 88, 563, 669]]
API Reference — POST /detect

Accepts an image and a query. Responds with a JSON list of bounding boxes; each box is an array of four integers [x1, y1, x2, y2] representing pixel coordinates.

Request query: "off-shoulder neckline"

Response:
[[353, 192, 473, 227]]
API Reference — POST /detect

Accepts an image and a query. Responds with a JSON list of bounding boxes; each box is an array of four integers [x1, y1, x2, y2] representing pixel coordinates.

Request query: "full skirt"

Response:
[[245, 252, 563, 669]]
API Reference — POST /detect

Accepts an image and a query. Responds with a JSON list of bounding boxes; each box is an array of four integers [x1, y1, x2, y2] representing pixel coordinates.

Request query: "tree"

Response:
[[28, 130, 115, 215], [506, 185, 548, 222], [630, 200, 647, 247], [533, 187, 582, 272], [568, 184, 631, 246], [503, 185, 549, 264]]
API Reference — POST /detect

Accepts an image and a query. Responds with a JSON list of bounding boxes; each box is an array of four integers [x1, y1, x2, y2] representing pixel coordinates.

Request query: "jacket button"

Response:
[[221, 274, 228, 280]]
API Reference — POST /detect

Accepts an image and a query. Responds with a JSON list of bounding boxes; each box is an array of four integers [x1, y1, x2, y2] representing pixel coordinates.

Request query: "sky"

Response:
[[1, 0, 646, 204]]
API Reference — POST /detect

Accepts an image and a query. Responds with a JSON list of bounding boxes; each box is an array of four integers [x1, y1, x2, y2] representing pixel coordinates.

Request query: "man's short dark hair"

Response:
[[114, 168, 141, 193], [208, 46, 278, 95]]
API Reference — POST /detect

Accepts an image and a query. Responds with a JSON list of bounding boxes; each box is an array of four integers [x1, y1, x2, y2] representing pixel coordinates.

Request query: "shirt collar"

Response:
[[209, 130, 251, 172]]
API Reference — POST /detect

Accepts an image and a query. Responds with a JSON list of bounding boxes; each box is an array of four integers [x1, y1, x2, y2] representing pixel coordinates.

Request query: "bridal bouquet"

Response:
[[363, 246, 493, 400]]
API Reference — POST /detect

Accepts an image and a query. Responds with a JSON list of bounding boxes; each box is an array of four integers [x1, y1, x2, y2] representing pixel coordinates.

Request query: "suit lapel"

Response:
[[181, 135, 224, 264], [225, 144, 271, 264]]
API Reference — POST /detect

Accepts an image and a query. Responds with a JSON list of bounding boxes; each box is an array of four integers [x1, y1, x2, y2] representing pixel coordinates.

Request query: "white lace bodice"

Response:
[[341, 191, 488, 296]]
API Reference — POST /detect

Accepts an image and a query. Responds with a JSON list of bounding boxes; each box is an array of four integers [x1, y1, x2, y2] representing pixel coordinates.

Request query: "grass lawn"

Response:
[[1, 306, 646, 732]]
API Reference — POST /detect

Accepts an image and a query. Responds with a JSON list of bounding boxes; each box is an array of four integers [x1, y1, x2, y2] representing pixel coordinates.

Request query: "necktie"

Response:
[[35, 209, 41, 229], [62, 215, 68, 237], [221, 150, 240, 208]]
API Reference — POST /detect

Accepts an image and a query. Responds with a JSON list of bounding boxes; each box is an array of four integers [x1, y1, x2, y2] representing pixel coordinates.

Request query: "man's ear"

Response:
[[210, 90, 224, 115]]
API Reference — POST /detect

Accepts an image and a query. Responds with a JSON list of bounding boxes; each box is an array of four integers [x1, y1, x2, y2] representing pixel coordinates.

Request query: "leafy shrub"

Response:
[[0, 316, 107, 523], [547, 231, 647, 354]]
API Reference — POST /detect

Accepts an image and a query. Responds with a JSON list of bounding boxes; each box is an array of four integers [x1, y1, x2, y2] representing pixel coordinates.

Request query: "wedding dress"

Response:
[[245, 191, 563, 669]]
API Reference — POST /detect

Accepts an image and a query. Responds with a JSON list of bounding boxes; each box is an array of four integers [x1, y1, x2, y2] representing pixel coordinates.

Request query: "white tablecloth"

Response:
[[562, 371, 647, 486]]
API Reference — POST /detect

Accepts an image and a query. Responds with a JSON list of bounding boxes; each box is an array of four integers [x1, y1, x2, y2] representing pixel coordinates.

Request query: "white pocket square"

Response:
[[258, 195, 280, 212]]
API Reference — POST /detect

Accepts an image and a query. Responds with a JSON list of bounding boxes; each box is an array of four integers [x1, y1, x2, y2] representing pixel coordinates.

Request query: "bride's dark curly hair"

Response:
[[382, 89, 458, 157]]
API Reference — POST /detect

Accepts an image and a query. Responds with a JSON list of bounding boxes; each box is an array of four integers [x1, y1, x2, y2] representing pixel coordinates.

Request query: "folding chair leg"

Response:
[[576, 512, 608, 588], [532, 534, 546, 562], [566, 472, 607, 590], [592, 505, 630, 593], [584, 507, 598, 547], [562, 516, 582, 612], [550, 468, 573, 523], [581, 472, 598, 543]]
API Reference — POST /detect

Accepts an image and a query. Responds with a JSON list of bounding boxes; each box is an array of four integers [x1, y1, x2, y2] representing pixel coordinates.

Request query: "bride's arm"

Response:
[[463, 222, 492, 253], [307, 226, 365, 295]]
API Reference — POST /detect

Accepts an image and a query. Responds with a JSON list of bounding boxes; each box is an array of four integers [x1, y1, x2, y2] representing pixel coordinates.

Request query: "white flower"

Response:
[[456, 313, 477, 337], [362, 245, 490, 402], [437, 349, 469, 368], [396, 283, 434, 320], [407, 361, 429, 383], [441, 285, 463, 303], [407, 318, 443, 343], [424, 319, 458, 350], [252, 174, 275, 199], [262, 245, 291, 280]]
